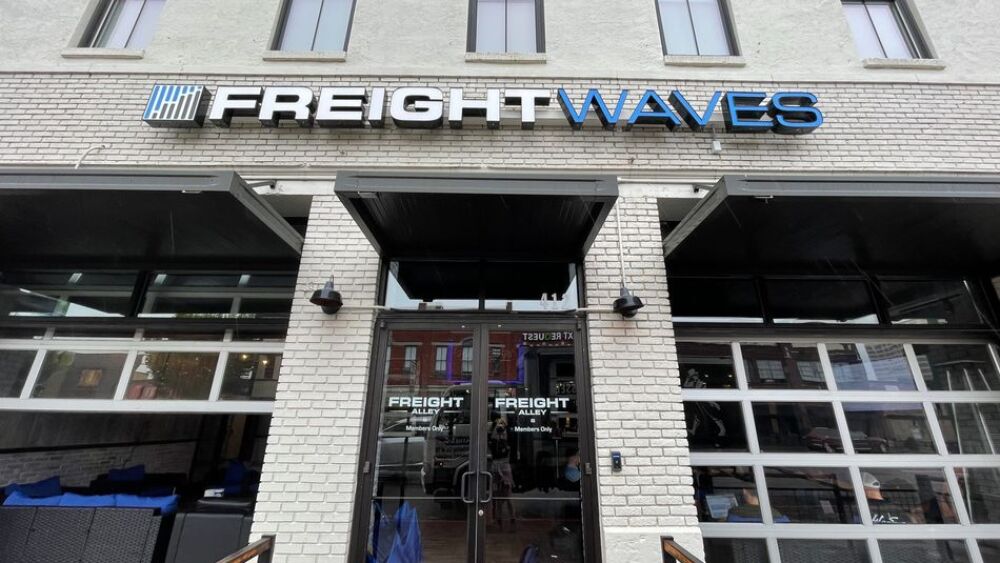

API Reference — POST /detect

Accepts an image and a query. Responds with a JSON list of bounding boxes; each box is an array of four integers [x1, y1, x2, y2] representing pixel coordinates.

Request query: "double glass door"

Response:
[[357, 320, 595, 563]]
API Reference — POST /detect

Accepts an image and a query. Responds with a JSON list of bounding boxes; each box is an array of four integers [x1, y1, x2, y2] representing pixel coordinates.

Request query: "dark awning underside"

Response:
[[335, 172, 618, 261], [0, 169, 303, 268], [664, 176, 1000, 275]]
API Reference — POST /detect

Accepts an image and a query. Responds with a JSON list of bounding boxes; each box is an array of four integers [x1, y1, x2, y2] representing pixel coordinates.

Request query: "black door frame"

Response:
[[348, 313, 602, 563]]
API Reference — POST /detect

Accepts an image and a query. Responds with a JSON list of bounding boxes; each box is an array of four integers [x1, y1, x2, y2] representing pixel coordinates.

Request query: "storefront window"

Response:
[[220, 353, 282, 401], [778, 539, 871, 563], [125, 351, 218, 400], [878, 540, 970, 563], [913, 344, 1000, 391], [692, 466, 761, 523], [31, 351, 127, 399], [0, 350, 36, 397], [753, 402, 840, 453], [954, 467, 1000, 524], [742, 343, 825, 389], [765, 279, 878, 324], [678, 342, 737, 389], [828, 343, 916, 391], [684, 401, 748, 451], [881, 280, 987, 325], [0, 271, 136, 318], [861, 468, 959, 525], [704, 538, 768, 563], [843, 402, 937, 454], [763, 467, 859, 524], [935, 403, 1000, 455]]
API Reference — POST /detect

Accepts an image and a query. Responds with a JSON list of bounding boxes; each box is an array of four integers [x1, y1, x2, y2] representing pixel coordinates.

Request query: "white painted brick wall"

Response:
[[585, 197, 702, 562], [250, 195, 380, 563], [0, 74, 997, 174], [0, 441, 197, 487]]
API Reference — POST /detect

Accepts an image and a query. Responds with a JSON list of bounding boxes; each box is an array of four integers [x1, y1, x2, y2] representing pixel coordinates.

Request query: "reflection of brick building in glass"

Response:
[[385, 331, 525, 388]]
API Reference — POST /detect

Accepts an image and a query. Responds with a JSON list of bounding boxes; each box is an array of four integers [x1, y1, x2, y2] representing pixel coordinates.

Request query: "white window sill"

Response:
[[663, 55, 745, 68], [465, 52, 547, 64], [262, 51, 347, 62], [863, 57, 946, 70], [61, 47, 144, 60]]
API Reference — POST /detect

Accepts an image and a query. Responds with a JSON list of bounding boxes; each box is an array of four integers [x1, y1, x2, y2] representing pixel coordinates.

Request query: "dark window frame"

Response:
[[467, 0, 546, 54], [653, 0, 740, 56], [841, 0, 932, 59], [80, 0, 161, 48], [271, 0, 359, 52]]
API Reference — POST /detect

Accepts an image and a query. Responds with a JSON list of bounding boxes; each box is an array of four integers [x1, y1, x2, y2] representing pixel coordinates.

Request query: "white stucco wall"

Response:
[[0, 0, 998, 83]]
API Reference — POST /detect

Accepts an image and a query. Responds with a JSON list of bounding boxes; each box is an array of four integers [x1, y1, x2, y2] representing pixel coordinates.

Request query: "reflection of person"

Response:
[[563, 450, 582, 483], [488, 417, 516, 529], [864, 472, 912, 524], [725, 488, 789, 523]]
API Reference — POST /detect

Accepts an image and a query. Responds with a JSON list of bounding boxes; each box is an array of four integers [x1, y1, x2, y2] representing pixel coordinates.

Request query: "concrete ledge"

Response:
[[61, 48, 144, 60], [663, 55, 746, 68], [262, 51, 347, 62], [863, 57, 946, 70], [465, 52, 547, 64]]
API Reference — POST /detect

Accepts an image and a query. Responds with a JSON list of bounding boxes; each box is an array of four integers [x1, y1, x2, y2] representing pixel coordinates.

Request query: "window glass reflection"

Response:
[[684, 401, 748, 451], [220, 353, 282, 401], [692, 466, 765, 523], [955, 467, 1000, 524], [765, 279, 878, 324], [843, 402, 936, 454], [828, 343, 916, 391], [913, 344, 1000, 391], [668, 277, 763, 323], [742, 343, 825, 389], [31, 351, 126, 399], [878, 540, 970, 563], [753, 402, 840, 453], [678, 342, 737, 389], [979, 540, 1000, 563], [935, 403, 1000, 455], [703, 538, 768, 563], [778, 539, 871, 563], [0, 270, 135, 318], [881, 280, 986, 325], [0, 350, 37, 397], [125, 352, 218, 400], [861, 468, 960, 525], [763, 467, 859, 524]]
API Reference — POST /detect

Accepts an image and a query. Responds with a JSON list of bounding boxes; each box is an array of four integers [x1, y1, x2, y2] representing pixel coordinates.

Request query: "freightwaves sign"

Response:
[[143, 84, 823, 134]]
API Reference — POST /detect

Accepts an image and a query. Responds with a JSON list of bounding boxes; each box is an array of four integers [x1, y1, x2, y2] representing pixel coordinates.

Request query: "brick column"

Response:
[[251, 195, 380, 562], [584, 195, 703, 562]]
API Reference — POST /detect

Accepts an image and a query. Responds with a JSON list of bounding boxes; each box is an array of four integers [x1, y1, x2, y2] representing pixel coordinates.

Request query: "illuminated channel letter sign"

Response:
[[143, 84, 823, 135]]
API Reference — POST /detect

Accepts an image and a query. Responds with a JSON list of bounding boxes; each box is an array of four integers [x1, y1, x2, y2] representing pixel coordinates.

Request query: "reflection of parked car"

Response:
[[379, 419, 426, 479], [422, 385, 472, 496], [806, 427, 888, 453]]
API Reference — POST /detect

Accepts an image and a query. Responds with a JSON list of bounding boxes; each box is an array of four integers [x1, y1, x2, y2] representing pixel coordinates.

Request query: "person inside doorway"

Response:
[[726, 488, 790, 523], [559, 449, 582, 492], [488, 416, 516, 530]]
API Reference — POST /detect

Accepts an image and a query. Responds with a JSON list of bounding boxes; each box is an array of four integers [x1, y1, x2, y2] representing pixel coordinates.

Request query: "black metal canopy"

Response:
[[663, 175, 1000, 275], [0, 168, 303, 268], [335, 171, 618, 261]]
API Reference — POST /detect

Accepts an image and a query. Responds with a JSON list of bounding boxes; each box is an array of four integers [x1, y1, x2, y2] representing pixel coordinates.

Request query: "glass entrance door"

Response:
[[357, 320, 595, 563]]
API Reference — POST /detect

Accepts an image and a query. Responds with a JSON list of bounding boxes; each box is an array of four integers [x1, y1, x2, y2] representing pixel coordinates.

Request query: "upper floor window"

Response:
[[656, 0, 737, 56], [469, 0, 544, 54], [842, 0, 927, 59], [275, 0, 356, 52], [86, 0, 166, 49]]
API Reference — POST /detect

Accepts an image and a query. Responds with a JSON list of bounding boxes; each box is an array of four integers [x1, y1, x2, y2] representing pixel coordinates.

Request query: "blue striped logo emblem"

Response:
[[143, 85, 205, 125]]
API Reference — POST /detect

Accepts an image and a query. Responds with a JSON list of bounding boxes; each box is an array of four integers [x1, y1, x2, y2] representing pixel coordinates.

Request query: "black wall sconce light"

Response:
[[310, 279, 343, 315]]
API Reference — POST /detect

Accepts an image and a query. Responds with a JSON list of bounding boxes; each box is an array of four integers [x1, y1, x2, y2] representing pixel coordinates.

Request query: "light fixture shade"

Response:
[[310, 281, 343, 314], [612, 286, 644, 318]]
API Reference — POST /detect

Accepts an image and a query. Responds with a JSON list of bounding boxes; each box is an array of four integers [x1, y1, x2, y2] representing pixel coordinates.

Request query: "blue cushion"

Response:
[[114, 494, 179, 515], [3, 476, 62, 499], [223, 461, 246, 486], [58, 493, 116, 508], [3, 491, 61, 506], [108, 464, 146, 483]]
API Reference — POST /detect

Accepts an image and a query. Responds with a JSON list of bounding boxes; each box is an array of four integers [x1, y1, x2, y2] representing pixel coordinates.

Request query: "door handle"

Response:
[[460, 471, 475, 504], [479, 471, 494, 503]]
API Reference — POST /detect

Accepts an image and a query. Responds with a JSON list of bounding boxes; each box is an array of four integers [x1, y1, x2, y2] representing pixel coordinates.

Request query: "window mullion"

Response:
[[765, 536, 782, 563], [684, 0, 701, 55], [848, 466, 874, 525], [752, 464, 774, 525], [967, 538, 987, 563], [862, 2, 889, 58], [113, 349, 138, 400], [17, 349, 48, 400], [944, 462, 973, 526], [311, 0, 326, 51], [123, 0, 149, 49], [866, 537, 885, 563], [209, 351, 229, 401]]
